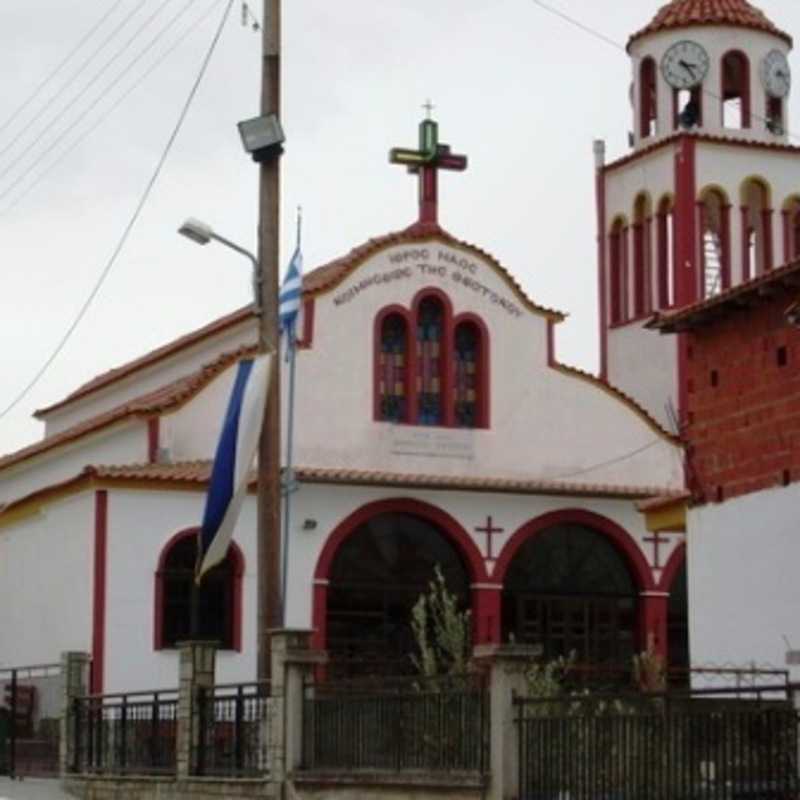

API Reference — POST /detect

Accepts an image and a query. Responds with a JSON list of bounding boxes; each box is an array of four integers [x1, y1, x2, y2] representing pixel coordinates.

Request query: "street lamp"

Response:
[[178, 218, 260, 310]]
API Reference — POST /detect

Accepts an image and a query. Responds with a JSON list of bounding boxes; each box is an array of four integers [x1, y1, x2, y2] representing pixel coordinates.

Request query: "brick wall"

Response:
[[685, 288, 800, 504]]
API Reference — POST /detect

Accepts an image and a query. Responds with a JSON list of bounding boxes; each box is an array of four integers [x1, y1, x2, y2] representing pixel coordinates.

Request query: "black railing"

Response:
[[516, 685, 800, 800], [301, 673, 489, 773], [194, 681, 272, 777], [73, 689, 178, 774], [0, 663, 62, 778]]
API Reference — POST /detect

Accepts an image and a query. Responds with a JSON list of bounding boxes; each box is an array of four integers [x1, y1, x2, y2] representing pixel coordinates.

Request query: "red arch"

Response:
[[493, 508, 655, 592], [153, 527, 245, 651], [453, 311, 491, 429], [373, 303, 413, 422], [312, 498, 489, 650], [658, 540, 686, 593]]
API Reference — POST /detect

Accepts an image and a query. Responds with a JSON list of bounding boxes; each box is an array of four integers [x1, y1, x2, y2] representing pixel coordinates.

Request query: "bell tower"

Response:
[[597, 0, 796, 429]]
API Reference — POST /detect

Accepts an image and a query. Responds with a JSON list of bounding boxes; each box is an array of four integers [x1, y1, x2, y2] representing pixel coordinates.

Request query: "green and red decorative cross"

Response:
[[390, 113, 467, 225]]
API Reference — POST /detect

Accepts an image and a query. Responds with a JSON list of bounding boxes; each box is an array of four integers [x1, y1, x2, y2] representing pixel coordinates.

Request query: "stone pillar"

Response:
[[473, 643, 541, 800], [176, 641, 217, 779], [59, 651, 90, 776], [269, 629, 327, 783]]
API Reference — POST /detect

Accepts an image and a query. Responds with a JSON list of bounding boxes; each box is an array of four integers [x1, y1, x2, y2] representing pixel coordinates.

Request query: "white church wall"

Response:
[[688, 484, 800, 680], [41, 320, 256, 438], [292, 239, 682, 491], [0, 422, 149, 507], [605, 147, 674, 228], [607, 322, 679, 432], [284, 482, 684, 630], [102, 489, 257, 693], [0, 493, 94, 668]]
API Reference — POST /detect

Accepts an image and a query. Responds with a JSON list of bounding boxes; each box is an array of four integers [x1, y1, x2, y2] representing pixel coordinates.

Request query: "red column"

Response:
[[741, 206, 751, 280], [633, 223, 644, 317], [657, 212, 668, 308], [639, 592, 669, 663], [645, 216, 654, 313], [472, 585, 502, 645], [596, 165, 608, 379], [782, 209, 791, 265], [763, 208, 774, 271], [621, 226, 630, 321], [311, 580, 328, 651], [697, 201, 707, 298], [674, 135, 697, 306]]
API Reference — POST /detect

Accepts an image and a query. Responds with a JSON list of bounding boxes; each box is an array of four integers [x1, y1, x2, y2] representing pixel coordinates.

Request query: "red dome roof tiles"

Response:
[[628, 0, 792, 50]]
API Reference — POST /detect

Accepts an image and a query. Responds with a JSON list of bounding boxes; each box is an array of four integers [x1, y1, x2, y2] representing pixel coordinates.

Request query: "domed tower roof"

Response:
[[627, 0, 792, 52]]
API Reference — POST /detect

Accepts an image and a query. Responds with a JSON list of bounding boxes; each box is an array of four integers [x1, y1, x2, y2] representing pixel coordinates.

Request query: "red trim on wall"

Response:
[[633, 222, 645, 316], [492, 508, 655, 591], [621, 226, 630, 321], [597, 166, 608, 379], [640, 594, 668, 660], [783, 210, 791, 264], [645, 216, 654, 314], [311, 498, 490, 649], [473, 585, 502, 645], [721, 204, 732, 290], [147, 418, 160, 464], [91, 491, 108, 695], [674, 136, 697, 308], [152, 528, 245, 651], [658, 541, 687, 593], [763, 209, 774, 271], [453, 311, 491, 429], [741, 206, 752, 281], [296, 297, 316, 349]]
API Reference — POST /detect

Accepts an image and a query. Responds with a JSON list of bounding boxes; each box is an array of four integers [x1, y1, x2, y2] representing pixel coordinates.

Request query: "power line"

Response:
[[0, 0, 126, 140], [0, 0, 182, 188], [0, 0, 226, 218], [0, 0, 148, 164], [529, 0, 800, 145], [0, 0, 236, 422], [0, 0, 202, 206]]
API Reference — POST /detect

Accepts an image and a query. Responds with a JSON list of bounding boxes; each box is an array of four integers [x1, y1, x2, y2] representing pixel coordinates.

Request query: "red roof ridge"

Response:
[[628, 0, 792, 51], [0, 347, 255, 474], [549, 361, 680, 443], [35, 305, 256, 419], [649, 257, 800, 331]]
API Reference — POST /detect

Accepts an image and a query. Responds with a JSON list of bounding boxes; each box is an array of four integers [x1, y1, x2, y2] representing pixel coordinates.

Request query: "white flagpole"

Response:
[[280, 208, 301, 625]]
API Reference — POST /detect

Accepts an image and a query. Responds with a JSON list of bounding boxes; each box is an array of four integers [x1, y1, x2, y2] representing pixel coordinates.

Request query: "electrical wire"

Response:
[[0, 0, 202, 206], [0, 0, 126, 140], [0, 0, 226, 218], [0, 0, 236, 422], [0, 0, 183, 188], [529, 0, 800, 145], [0, 0, 148, 164]]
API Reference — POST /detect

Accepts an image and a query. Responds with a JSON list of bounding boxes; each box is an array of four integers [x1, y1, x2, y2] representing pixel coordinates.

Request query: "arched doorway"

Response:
[[501, 523, 639, 668], [325, 511, 471, 675]]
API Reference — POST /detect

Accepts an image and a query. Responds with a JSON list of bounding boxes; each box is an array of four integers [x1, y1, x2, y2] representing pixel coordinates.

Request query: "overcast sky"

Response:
[[2, 0, 799, 455]]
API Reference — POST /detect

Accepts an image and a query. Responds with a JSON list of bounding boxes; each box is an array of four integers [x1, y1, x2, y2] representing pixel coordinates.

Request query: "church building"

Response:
[[3, 0, 798, 693]]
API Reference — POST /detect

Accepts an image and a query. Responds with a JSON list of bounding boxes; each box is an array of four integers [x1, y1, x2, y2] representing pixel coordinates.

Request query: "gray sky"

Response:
[[2, 0, 799, 455]]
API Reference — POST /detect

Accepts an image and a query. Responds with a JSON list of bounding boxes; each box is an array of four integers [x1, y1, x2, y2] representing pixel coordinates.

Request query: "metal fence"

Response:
[[0, 663, 62, 778], [73, 689, 178, 774], [516, 684, 800, 800], [195, 681, 273, 777], [301, 673, 489, 773]]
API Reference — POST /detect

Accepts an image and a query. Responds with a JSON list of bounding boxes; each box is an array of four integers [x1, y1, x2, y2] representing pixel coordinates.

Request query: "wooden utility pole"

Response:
[[257, 0, 281, 681]]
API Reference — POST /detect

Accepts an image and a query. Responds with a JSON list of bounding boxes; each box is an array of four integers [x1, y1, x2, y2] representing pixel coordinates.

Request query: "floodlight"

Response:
[[237, 113, 285, 162]]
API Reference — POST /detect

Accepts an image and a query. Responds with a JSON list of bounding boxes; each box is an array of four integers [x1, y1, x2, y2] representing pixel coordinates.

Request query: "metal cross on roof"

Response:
[[389, 117, 467, 225]]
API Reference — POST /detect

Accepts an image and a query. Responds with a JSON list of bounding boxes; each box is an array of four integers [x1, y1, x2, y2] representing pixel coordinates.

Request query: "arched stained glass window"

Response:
[[379, 313, 408, 423], [454, 321, 480, 428], [416, 297, 444, 425]]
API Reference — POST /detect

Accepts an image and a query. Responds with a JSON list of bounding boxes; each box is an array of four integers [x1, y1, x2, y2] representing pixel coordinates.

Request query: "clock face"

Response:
[[661, 41, 710, 90], [761, 50, 791, 98]]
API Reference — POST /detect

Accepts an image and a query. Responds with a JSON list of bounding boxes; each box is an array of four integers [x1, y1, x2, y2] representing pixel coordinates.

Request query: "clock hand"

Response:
[[679, 60, 697, 77]]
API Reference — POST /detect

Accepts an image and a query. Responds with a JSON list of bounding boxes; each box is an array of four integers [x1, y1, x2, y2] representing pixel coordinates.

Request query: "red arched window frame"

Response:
[[640, 58, 657, 139], [153, 528, 244, 651], [453, 313, 490, 429], [373, 289, 489, 429], [781, 199, 800, 263], [656, 196, 675, 309], [374, 305, 412, 423], [413, 290, 452, 426], [721, 51, 751, 129], [632, 195, 652, 318], [740, 178, 773, 278], [609, 219, 627, 324], [698, 188, 731, 298]]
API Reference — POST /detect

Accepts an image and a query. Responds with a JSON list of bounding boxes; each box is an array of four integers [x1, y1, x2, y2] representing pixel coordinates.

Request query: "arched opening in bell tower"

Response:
[[698, 187, 731, 298], [639, 57, 658, 139], [741, 178, 773, 278], [609, 216, 628, 324], [632, 194, 652, 317], [721, 51, 751, 130], [656, 195, 675, 309], [783, 196, 800, 263]]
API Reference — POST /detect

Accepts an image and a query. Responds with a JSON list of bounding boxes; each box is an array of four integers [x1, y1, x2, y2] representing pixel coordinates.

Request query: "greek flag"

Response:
[[279, 245, 303, 337], [196, 354, 272, 583]]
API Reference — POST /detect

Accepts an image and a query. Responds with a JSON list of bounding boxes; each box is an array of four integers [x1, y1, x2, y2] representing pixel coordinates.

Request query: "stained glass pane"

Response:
[[454, 322, 479, 427], [379, 314, 407, 422], [416, 298, 443, 425]]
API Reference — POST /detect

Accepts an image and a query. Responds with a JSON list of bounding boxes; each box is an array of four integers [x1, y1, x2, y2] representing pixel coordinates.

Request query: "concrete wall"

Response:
[[688, 483, 800, 680]]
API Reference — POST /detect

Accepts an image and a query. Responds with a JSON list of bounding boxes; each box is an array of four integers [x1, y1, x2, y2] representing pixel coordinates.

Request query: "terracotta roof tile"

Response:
[[628, 0, 791, 50], [649, 258, 800, 332], [0, 347, 255, 473]]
